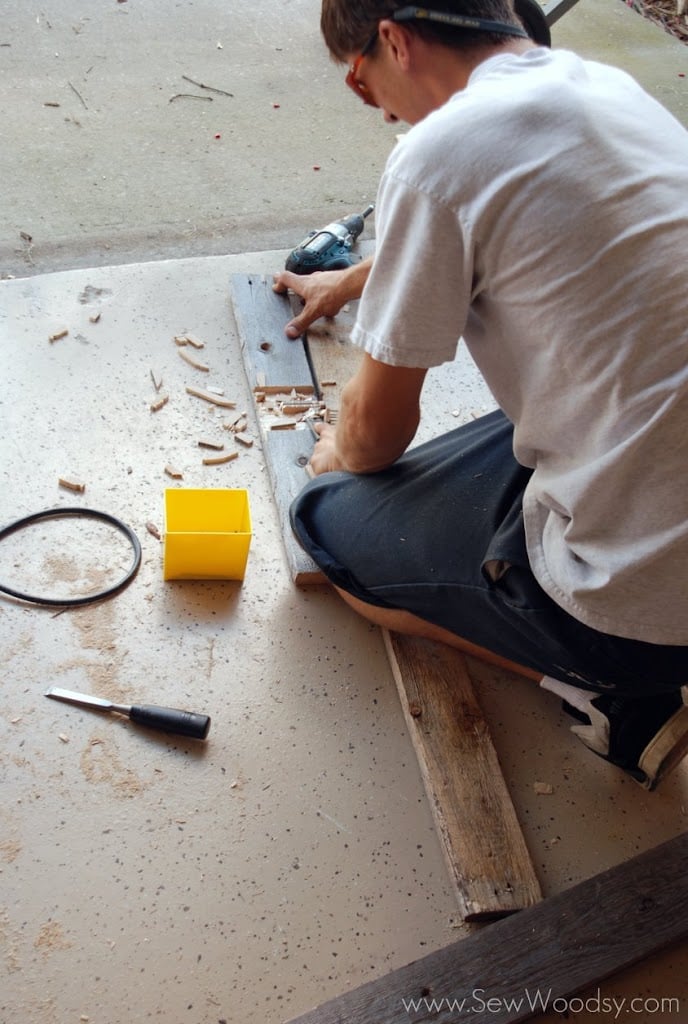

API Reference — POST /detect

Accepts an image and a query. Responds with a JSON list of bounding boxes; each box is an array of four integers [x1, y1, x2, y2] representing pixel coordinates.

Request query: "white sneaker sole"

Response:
[[638, 705, 688, 790]]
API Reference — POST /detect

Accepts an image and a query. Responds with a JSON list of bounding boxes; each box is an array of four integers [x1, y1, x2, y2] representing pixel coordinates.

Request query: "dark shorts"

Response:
[[290, 410, 688, 697]]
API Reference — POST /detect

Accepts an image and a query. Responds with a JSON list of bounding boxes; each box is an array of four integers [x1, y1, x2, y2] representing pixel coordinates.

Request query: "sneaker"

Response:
[[540, 677, 688, 790]]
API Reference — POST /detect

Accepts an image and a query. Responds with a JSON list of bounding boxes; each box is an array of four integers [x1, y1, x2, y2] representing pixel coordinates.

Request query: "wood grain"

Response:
[[384, 631, 541, 921]]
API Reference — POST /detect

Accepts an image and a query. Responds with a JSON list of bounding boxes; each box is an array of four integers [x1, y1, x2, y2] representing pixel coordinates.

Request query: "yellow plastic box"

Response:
[[163, 488, 252, 581]]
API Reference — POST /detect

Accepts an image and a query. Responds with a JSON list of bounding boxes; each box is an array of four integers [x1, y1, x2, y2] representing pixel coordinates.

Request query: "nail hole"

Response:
[[259, 341, 271, 352], [297, 456, 309, 467]]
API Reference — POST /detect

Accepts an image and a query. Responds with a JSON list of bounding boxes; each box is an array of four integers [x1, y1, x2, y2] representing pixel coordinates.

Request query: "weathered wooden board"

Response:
[[285, 830, 688, 1024], [384, 630, 542, 921], [230, 273, 325, 581], [263, 428, 325, 585], [231, 273, 315, 391]]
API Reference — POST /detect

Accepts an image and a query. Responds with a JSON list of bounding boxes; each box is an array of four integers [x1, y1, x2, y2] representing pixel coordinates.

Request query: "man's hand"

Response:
[[308, 421, 342, 475], [272, 257, 372, 338]]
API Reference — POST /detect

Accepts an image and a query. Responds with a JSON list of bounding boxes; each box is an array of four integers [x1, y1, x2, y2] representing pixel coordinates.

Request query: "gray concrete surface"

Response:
[[2, 2, 688, 1023], [0, 0, 398, 277], [2, 0, 688, 278], [3, 248, 687, 1024]]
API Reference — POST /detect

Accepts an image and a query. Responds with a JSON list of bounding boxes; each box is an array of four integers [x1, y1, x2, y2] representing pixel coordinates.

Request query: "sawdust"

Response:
[[71, 602, 117, 653], [0, 839, 22, 863], [0, 908, 21, 972], [58, 659, 130, 703], [43, 552, 116, 600], [59, 602, 133, 704], [44, 553, 84, 585], [80, 733, 146, 798], [4, 628, 34, 663], [19, 514, 134, 601], [34, 920, 72, 955]]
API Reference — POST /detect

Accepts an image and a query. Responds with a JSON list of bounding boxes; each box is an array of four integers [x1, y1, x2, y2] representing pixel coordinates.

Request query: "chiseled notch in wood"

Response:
[[230, 274, 315, 391], [284, 831, 688, 1024], [383, 631, 542, 922]]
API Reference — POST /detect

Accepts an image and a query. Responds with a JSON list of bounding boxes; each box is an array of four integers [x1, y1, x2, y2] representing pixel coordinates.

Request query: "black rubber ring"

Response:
[[0, 507, 142, 607]]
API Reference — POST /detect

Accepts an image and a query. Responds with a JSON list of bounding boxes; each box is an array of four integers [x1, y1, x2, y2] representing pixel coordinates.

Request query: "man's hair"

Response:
[[321, 0, 524, 61]]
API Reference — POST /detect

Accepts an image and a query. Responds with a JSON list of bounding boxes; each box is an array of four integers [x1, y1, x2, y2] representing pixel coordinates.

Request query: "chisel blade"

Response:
[[45, 687, 119, 711]]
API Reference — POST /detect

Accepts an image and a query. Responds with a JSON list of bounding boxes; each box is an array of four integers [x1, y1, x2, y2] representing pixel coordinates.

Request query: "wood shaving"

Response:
[[281, 402, 321, 416], [186, 386, 236, 409], [178, 349, 210, 372], [49, 329, 68, 342], [174, 333, 205, 349], [145, 521, 161, 540], [253, 384, 315, 395], [202, 452, 238, 466], [58, 477, 85, 493], [184, 333, 206, 349]]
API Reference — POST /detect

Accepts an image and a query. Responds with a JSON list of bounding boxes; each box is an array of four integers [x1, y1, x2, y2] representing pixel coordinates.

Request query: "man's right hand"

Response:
[[272, 256, 372, 338]]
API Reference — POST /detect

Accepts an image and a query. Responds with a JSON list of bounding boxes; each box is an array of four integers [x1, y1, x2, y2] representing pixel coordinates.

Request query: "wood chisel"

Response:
[[45, 687, 211, 739]]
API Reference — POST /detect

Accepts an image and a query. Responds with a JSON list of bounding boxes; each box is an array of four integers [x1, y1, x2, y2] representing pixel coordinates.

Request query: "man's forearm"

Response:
[[333, 366, 423, 474], [338, 255, 373, 303]]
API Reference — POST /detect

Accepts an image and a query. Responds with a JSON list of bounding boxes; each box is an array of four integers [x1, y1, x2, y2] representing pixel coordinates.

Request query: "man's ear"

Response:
[[377, 19, 414, 69]]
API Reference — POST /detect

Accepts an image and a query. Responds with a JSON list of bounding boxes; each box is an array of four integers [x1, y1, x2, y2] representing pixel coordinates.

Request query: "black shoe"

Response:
[[541, 677, 688, 790]]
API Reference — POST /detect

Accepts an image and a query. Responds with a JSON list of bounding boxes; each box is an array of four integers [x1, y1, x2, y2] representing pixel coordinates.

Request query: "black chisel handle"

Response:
[[128, 704, 211, 739]]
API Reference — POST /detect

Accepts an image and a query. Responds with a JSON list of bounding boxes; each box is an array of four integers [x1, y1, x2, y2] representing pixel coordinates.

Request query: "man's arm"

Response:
[[273, 257, 373, 338], [310, 352, 427, 476]]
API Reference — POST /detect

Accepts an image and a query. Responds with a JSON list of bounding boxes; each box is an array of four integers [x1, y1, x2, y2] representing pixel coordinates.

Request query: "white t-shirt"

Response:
[[351, 48, 688, 644]]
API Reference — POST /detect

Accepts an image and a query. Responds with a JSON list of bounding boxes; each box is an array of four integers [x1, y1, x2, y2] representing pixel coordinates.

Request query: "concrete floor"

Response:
[[1, 2, 688, 1023]]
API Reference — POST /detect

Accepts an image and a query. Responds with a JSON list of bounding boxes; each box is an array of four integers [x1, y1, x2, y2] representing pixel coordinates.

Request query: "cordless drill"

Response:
[[285, 205, 375, 275]]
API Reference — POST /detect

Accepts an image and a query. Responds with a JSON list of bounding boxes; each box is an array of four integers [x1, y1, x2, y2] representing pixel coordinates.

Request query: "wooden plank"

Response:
[[263, 428, 325, 585], [384, 631, 541, 922], [285, 831, 688, 1024], [231, 273, 325, 584], [230, 274, 315, 390]]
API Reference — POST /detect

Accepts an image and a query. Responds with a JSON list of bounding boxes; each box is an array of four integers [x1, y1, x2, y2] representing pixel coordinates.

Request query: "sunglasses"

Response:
[[345, 5, 529, 107], [345, 30, 380, 107]]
